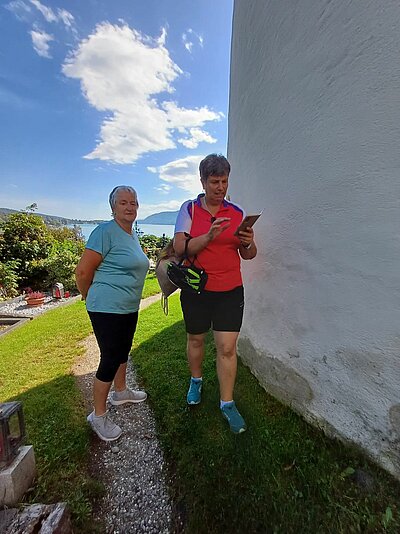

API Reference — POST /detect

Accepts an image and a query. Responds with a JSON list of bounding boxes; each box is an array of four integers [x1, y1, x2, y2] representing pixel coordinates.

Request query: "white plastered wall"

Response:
[[228, 0, 400, 477]]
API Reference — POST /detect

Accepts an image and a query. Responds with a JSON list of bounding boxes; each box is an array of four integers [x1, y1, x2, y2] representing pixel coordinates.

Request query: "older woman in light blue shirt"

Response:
[[76, 185, 149, 441]]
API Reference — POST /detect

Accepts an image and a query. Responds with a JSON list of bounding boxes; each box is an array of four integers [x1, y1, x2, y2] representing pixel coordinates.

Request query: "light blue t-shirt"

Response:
[[85, 220, 149, 314]]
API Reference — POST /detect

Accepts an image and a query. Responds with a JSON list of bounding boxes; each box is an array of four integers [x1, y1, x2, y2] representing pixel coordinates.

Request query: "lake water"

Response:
[[72, 222, 175, 241]]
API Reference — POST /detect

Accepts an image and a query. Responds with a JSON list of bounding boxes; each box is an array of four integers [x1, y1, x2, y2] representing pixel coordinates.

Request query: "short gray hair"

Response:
[[109, 185, 138, 214]]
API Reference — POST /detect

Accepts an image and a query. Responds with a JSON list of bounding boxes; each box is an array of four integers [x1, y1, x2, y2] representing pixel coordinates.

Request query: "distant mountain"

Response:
[[0, 207, 105, 226], [0, 206, 179, 227], [137, 211, 179, 225]]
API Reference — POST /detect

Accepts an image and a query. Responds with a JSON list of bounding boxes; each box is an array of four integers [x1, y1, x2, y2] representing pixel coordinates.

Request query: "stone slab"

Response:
[[0, 508, 18, 532], [5, 503, 72, 534], [0, 446, 36, 506]]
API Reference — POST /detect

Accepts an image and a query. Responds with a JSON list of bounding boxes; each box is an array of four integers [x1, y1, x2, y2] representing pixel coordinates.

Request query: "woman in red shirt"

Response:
[[174, 154, 257, 433]]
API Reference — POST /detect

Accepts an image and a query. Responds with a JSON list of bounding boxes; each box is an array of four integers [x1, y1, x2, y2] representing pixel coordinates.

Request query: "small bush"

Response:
[[0, 212, 52, 287], [0, 212, 85, 292], [41, 245, 82, 291], [0, 260, 20, 299], [139, 234, 170, 262], [48, 226, 85, 251]]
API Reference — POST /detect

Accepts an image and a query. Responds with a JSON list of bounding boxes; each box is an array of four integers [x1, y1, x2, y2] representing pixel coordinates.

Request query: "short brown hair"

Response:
[[199, 154, 230, 181]]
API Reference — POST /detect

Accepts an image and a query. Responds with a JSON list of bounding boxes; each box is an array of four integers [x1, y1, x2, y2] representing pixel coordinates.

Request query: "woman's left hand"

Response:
[[238, 226, 254, 248]]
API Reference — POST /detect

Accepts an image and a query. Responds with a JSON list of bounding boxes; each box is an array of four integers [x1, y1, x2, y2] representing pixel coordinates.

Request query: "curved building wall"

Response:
[[228, 0, 400, 477]]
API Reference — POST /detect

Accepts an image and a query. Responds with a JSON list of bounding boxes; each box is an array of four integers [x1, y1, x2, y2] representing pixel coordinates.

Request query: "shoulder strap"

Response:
[[190, 200, 195, 231], [182, 200, 205, 270], [184, 236, 191, 258]]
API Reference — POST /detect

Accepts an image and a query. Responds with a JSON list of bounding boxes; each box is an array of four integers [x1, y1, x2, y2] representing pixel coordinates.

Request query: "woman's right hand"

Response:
[[174, 218, 231, 257], [206, 217, 231, 242]]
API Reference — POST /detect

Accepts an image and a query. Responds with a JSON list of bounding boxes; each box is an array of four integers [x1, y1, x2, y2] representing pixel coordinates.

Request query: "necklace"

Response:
[[204, 196, 217, 215], [203, 196, 218, 223], [203, 196, 210, 213]]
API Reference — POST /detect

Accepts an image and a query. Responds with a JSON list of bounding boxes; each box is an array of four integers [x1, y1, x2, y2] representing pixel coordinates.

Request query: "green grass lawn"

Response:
[[133, 295, 400, 534], [0, 271, 158, 530], [142, 272, 161, 299], [0, 301, 101, 530], [1, 294, 399, 533]]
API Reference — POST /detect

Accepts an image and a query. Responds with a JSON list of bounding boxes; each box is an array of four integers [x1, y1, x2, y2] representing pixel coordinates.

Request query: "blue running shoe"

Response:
[[187, 378, 202, 405], [221, 401, 247, 433]]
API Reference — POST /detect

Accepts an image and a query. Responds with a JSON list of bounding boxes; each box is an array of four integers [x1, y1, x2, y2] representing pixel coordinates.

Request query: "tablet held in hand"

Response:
[[233, 212, 262, 236]]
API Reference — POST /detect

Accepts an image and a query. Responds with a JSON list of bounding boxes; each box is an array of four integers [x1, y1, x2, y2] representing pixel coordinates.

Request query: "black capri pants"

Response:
[[88, 311, 138, 383]]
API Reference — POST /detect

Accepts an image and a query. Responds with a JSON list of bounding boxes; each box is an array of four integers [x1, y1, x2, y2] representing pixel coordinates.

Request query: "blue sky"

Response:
[[0, 0, 233, 219]]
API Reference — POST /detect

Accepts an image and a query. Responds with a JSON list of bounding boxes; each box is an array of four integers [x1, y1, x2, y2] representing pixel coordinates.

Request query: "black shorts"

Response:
[[180, 285, 244, 335]]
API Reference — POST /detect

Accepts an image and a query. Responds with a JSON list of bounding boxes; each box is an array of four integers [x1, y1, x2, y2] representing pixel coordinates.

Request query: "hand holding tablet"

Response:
[[233, 212, 262, 237]]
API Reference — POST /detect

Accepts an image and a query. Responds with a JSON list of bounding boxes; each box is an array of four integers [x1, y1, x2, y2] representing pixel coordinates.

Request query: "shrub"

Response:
[[139, 234, 170, 262], [0, 212, 85, 291], [0, 212, 52, 286], [48, 226, 85, 252], [40, 244, 82, 291], [0, 260, 20, 299]]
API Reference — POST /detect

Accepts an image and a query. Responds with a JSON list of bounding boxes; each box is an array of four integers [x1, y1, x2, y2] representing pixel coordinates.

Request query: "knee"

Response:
[[218, 345, 236, 360], [96, 357, 120, 382], [188, 336, 204, 351]]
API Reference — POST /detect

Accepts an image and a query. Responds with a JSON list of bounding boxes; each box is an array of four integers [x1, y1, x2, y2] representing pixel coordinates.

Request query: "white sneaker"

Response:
[[109, 387, 147, 406], [87, 411, 122, 441]]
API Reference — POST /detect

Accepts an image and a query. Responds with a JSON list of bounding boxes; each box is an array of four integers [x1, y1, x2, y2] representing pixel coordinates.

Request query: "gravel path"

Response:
[[2, 293, 178, 533], [74, 294, 175, 534]]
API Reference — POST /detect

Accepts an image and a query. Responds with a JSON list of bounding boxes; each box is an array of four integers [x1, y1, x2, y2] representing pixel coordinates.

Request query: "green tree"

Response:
[[139, 234, 170, 262], [0, 212, 52, 286], [25, 202, 38, 212], [48, 225, 85, 252], [39, 227, 85, 290], [40, 246, 82, 291]]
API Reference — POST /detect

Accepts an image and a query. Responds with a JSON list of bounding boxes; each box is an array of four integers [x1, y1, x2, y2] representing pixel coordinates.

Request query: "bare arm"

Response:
[[238, 227, 257, 260], [173, 217, 231, 257], [75, 249, 103, 299]]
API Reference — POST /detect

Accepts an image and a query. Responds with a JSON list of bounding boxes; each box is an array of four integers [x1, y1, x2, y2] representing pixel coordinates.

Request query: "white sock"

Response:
[[220, 400, 234, 409], [191, 377, 202, 383]]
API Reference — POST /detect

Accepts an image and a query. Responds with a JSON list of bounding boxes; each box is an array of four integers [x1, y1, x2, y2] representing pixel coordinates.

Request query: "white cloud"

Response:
[[30, 29, 54, 58], [178, 127, 217, 149], [57, 8, 74, 28], [28, 0, 75, 32], [7, 0, 76, 55], [154, 183, 172, 194], [150, 155, 204, 196], [182, 28, 204, 54], [29, 0, 56, 22], [163, 101, 223, 129], [5, 1, 31, 22], [183, 40, 193, 53], [62, 23, 222, 164]]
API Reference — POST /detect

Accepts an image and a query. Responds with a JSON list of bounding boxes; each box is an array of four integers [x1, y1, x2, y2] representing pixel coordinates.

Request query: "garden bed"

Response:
[[0, 315, 31, 337], [0, 294, 80, 318]]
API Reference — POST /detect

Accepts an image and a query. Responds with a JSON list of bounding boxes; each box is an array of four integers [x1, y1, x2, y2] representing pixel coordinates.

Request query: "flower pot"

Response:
[[26, 297, 45, 307]]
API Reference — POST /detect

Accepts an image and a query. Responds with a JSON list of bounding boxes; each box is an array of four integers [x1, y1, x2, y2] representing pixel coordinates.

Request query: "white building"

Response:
[[228, 0, 400, 477]]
